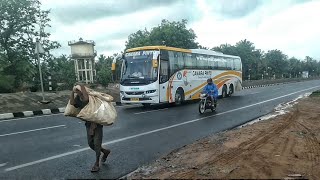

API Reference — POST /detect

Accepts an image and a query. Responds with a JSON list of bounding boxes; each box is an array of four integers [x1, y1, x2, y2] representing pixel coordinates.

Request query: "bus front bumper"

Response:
[[120, 95, 159, 104]]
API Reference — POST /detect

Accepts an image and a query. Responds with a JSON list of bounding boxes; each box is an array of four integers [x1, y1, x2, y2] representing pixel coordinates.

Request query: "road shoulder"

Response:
[[127, 91, 320, 179]]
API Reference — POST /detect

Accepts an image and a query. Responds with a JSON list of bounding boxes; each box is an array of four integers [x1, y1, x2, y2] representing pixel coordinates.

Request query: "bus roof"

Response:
[[126, 46, 240, 59], [126, 46, 191, 53], [190, 49, 240, 59]]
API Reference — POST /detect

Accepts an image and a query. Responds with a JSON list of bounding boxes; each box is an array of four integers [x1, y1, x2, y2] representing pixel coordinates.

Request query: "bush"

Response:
[[97, 68, 113, 86], [0, 74, 15, 93]]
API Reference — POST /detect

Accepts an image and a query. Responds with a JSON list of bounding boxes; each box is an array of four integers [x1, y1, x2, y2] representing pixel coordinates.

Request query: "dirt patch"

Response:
[[128, 95, 320, 179]]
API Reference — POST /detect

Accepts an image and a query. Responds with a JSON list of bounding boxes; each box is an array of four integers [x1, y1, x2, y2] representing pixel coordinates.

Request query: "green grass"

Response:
[[310, 90, 320, 97]]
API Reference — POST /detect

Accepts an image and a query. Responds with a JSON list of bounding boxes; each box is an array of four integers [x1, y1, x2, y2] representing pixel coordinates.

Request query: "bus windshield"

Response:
[[120, 51, 158, 85]]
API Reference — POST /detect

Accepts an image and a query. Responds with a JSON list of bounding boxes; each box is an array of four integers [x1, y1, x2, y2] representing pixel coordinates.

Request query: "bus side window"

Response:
[[226, 58, 232, 70], [160, 50, 169, 60], [185, 53, 193, 69], [232, 59, 236, 70], [192, 54, 197, 69], [214, 60, 218, 69], [168, 51, 177, 76], [202, 55, 209, 69], [217, 58, 224, 70], [160, 60, 169, 83], [234, 58, 241, 71], [208, 57, 214, 69], [177, 52, 184, 70], [213, 56, 219, 69]]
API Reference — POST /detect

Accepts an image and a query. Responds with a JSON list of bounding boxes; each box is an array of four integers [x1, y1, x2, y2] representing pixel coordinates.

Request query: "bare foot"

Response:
[[101, 149, 111, 163], [90, 164, 100, 173]]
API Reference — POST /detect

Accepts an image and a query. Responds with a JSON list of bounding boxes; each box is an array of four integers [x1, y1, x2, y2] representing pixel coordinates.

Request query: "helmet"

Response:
[[207, 78, 212, 83]]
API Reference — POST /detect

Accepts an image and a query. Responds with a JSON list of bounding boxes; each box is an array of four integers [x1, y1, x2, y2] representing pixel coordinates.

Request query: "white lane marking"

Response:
[[0, 114, 62, 123], [0, 163, 7, 167], [0, 125, 66, 137], [4, 85, 320, 172], [134, 108, 169, 115]]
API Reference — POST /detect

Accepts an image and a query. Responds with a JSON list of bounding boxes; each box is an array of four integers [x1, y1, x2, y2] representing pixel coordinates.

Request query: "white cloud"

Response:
[[44, 0, 320, 60], [47, 0, 200, 57], [192, 0, 320, 59], [252, 0, 320, 58]]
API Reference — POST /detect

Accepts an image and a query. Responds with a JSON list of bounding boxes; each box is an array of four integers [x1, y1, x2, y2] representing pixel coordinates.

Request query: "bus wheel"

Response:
[[175, 89, 184, 105], [228, 84, 234, 97], [222, 85, 227, 98]]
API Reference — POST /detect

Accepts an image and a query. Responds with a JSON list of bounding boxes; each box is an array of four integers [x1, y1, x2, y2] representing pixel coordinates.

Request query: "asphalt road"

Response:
[[1, 80, 320, 180]]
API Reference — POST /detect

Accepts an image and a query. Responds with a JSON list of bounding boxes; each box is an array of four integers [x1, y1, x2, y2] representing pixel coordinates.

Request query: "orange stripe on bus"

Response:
[[190, 78, 230, 99], [185, 72, 241, 96]]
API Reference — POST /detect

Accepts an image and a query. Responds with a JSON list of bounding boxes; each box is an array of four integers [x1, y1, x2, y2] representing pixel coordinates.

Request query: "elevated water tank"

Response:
[[68, 38, 97, 84]]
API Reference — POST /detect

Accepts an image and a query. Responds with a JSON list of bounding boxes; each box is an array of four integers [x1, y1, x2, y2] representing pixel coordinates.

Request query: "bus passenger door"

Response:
[[159, 60, 169, 103]]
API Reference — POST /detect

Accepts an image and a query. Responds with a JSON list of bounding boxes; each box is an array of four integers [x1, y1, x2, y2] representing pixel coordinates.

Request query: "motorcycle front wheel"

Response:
[[198, 100, 206, 114]]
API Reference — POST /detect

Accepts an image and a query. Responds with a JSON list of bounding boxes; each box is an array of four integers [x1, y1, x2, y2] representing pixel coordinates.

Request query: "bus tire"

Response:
[[228, 84, 234, 97], [175, 88, 184, 105], [222, 85, 227, 98]]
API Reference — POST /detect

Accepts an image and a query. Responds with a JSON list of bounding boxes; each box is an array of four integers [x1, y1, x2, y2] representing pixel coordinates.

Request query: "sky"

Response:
[[41, 0, 320, 60]]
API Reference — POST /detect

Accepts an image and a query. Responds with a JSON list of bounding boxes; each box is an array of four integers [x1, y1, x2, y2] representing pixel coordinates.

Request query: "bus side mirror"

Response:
[[111, 63, 116, 71], [111, 63, 116, 82], [152, 59, 158, 68]]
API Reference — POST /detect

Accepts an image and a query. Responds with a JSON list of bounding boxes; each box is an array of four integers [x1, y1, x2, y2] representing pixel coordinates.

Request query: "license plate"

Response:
[[130, 98, 140, 101]]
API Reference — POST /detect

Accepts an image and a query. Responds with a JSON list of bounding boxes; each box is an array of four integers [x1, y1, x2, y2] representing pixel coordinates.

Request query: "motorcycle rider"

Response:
[[202, 78, 218, 108]]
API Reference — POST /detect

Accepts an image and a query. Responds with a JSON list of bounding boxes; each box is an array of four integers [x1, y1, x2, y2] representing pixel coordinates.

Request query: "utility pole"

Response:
[[35, 38, 46, 102]]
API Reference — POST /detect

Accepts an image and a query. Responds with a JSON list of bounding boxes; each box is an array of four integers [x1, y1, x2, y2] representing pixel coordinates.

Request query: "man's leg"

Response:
[[99, 127, 110, 163], [91, 126, 102, 172], [86, 126, 94, 150], [208, 96, 213, 106], [213, 97, 217, 108]]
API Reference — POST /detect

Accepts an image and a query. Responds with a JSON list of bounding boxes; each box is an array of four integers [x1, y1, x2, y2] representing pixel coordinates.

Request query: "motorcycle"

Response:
[[198, 93, 217, 114]]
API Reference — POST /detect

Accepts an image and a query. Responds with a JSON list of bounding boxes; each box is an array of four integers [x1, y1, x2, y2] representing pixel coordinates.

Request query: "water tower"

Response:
[[68, 38, 97, 84]]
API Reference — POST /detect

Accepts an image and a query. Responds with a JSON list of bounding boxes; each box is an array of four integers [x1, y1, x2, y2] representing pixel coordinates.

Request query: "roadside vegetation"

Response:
[[1, 0, 319, 93]]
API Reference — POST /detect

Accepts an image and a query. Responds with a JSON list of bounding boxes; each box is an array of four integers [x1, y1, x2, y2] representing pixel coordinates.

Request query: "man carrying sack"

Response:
[[69, 84, 113, 172]]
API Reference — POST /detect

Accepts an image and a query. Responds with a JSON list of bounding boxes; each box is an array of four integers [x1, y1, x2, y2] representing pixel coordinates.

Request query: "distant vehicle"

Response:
[[302, 71, 309, 78], [112, 46, 242, 106]]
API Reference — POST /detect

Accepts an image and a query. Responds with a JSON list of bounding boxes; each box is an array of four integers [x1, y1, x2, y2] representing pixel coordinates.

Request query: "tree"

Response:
[[263, 49, 288, 78], [45, 55, 76, 90], [212, 39, 262, 80], [212, 43, 237, 55], [125, 29, 151, 49], [198, 45, 209, 50], [288, 57, 302, 78], [303, 56, 318, 77], [211, 39, 320, 80], [96, 54, 113, 86], [0, 71, 15, 93], [0, 0, 60, 91], [234, 40, 259, 80], [125, 19, 199, 50]]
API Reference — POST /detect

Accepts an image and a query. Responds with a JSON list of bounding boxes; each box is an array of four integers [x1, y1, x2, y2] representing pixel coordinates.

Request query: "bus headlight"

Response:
[[146, 90, 156, 94]]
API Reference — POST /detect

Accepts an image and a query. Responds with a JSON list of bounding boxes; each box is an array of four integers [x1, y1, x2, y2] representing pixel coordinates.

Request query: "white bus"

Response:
[[112, 46, 242, 106]]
